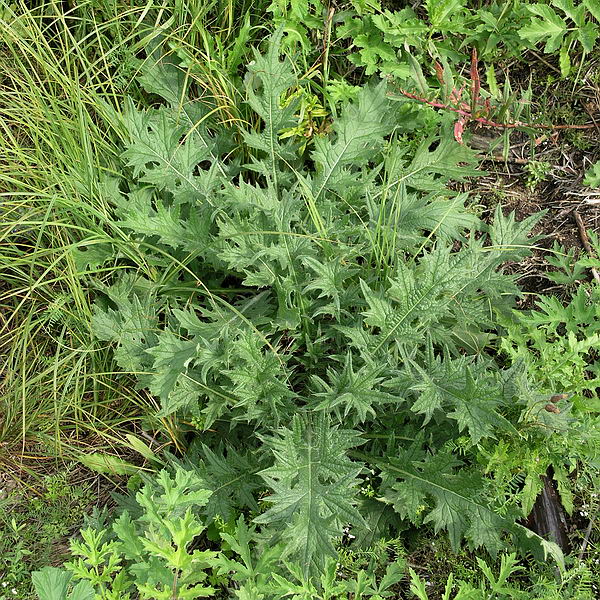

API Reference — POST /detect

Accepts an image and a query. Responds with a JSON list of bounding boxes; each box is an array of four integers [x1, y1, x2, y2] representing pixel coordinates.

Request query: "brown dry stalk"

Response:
[[573, 210, 600, 284]]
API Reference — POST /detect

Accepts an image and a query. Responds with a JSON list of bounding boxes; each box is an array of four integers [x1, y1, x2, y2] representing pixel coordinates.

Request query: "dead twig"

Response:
[[480, 154, 530, 165], [527, 50, 562, 76], [578, 514, 595, 561], [573, 210, 600, 284]]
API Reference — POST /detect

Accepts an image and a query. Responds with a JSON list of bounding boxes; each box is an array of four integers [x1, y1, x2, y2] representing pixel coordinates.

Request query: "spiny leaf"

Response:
[[122, 103, 222, 204], [310, 82, 394, 200], [381, 450, 513, 555], [302, 255, 359, 318], [224, 332, 295, 425], [146, 330, 198, 406], [243, 28, 298, 185], [194, 445, 263, 522], [382, 136, 480, 195], [113, 186, 213, 253], [256, 415, 365, 575], [91, 274, 159, 375], [310, 352, 401, 424]]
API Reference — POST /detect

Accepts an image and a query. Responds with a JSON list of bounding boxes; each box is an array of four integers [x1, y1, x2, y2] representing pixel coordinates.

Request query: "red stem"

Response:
[[390, 88, 596, 131]]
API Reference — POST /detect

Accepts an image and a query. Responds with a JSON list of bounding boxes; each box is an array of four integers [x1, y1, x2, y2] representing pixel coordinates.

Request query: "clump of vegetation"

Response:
[[0, 466, 97, 600], [0, 1, 599, 599]]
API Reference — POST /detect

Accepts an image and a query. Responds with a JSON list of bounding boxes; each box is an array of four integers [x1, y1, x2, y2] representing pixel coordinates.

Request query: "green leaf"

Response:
[[91, 274, 160, 375], [31, 567, 96, 600], [372, 9, 429, 50], [194, 444, 262, 521], [243, 28, 298, 185], [445, 367, 508, 445], [576, 21, 599, 52], [224, 331, 295, 425], [381, 450, 512, 555], [406, 52, 428, 95], [214, 516, 283, 591], [408, 568, 429, 600], [486, 64, 500, 99], [585, 0, 600, 22], [310, 352, 400, 424], [112, 186, 212, 254], [72, 241, 114, 272], [125, 434, 159, 463], [350, 32, 397, 75], [137, 55, 187, 106], [519, 5, 567, 52], [113, 512, 145, 559], [122, 104, 222, 205], [381, 136, 480, 194], [487, 205, 545, 262], [310, 82, 394, 200], [407, 356, 513, 443], [255, 415, 365, 574], [559, 44, 571, 76], [360, 278, 393, 330], [32, 568, 72, 600], [147, 331, 198, 403], [554, 0, 586, 25], [78, 452, 139, 476], [302, 255, 358, 318], [584, 160, 600, 187], [425, 0, 466, 29]]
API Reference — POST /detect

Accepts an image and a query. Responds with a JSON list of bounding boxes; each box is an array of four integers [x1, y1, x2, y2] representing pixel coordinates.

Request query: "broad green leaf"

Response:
[[137, 56, 187, 106], [78, 452, 139, 476], [585, 0, 600, 21], [486, 64, 499, 98], [125, 434, 159, 463], [372, 9, 429, 49], [91, 274, 160, 374], [194, 444, 262, 521], [147, 331, 198, 405], [554, 0, 586, 26], [32, 568, 72, 600], [123, 104, 221, 205], [577, 21, 599, 51], [243, 28, 298, 186], [310, 82, 394, 200], [519, 5, 567, 52]]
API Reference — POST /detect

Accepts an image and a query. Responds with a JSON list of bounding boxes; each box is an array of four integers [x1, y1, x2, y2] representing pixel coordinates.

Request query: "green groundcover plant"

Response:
[[269, 0, 600, 78], [67, 28, 600, 570], [265, 0, 600, 157], [26, 25, 600, 598], [31, 466, 598, 599]]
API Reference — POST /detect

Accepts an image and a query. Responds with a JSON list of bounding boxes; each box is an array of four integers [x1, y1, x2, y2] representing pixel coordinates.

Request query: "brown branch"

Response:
[[579, 514, 596, 561], [573, 210, 600, 284]]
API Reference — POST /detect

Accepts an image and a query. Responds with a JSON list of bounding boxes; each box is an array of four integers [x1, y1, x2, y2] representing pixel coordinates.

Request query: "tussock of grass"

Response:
[[0, 1, 143, 455], [0, 0, 269, 457]]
